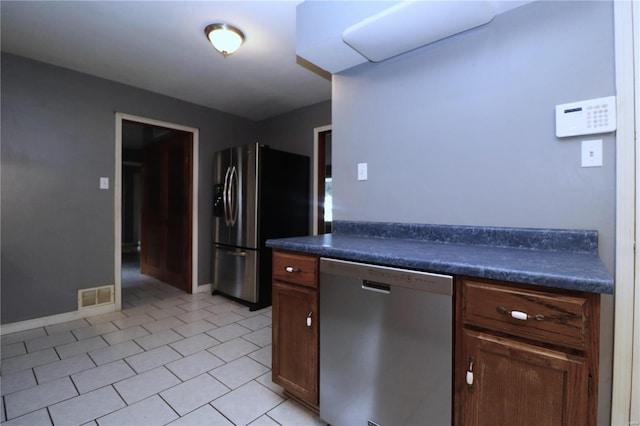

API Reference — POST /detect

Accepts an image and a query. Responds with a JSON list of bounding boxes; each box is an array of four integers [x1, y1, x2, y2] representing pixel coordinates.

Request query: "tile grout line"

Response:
[[1, 271, 324, 425]]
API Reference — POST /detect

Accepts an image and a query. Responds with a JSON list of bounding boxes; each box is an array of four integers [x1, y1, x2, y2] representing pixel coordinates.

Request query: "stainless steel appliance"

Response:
[[212, 143, 309, 310], [320, 258, 453, 426]]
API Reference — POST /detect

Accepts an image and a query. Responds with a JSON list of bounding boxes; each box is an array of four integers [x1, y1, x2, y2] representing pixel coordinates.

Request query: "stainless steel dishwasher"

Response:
[[319, 258, 453, 426]]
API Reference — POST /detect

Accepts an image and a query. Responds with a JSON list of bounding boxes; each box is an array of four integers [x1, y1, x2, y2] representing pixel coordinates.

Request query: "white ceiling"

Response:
[[0, 1, 332, 121]]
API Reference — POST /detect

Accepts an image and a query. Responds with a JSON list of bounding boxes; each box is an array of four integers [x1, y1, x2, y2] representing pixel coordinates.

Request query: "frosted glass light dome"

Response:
[[205, 23, 245, 57]]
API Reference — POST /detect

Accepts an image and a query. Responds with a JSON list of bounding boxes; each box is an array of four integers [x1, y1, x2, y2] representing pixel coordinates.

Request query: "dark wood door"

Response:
[[141, 131, 192, 292], [141, 142, 165, 280], [272, 281, 319, 406], [460, 329, 589, 426], [316, 130, 331, 234]]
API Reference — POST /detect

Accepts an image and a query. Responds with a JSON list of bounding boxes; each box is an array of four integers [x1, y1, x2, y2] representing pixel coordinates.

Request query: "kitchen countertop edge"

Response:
[[266, 232, 613, 295]]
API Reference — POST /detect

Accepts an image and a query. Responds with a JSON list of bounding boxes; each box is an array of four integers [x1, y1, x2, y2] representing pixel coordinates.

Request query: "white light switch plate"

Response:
[[581, 140, 602, 167], [357, 163, 368, 181], [100, 177, 109, 189]]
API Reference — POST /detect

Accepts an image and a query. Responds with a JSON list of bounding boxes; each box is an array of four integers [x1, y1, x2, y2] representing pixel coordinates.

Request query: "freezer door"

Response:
[[212, 245, 259, 303]]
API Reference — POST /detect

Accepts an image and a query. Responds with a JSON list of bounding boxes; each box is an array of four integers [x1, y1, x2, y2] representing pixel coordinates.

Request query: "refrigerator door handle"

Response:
[[229, 165, 239, 227], [223, 166, 232, 226]]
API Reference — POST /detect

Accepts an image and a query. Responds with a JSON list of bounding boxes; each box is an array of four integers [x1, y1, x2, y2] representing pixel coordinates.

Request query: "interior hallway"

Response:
[[0, 258, 326, 425]]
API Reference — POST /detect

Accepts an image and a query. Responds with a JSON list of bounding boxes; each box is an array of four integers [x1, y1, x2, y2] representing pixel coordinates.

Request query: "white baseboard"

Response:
[[0, 304, 117, 336], [2, 285, 213, 335]]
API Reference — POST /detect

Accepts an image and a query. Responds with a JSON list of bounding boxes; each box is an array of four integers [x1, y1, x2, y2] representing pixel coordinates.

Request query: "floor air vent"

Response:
[[78, 285, 114, 309]]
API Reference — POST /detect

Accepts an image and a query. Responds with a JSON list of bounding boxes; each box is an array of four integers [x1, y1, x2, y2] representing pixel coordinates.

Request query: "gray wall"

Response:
[[1, 52, 331, 325], [331, 1, 614, 423], [257, 99, 331, 158], [1, 53, 257, 323]]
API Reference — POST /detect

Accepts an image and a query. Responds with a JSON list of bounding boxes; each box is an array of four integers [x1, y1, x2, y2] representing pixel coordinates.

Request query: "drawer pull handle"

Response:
[[306, 312, 312, 327], [285, 266, 300, 273], [497, 306, 545, 321]]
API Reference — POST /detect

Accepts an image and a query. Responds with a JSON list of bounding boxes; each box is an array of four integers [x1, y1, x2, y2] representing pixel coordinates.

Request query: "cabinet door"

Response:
[[460, 329, 589, 426], [272, 281, 318, 405]]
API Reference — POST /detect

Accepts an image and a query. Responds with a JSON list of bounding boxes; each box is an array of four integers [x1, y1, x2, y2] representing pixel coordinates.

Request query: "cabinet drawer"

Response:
[[273, 251, 318, 288], [462, 278, 589, 351]]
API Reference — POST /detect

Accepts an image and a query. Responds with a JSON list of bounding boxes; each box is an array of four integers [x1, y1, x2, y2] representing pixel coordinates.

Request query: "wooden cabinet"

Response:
[[272, 250, 319, 411], [455, 277, 600, 426]]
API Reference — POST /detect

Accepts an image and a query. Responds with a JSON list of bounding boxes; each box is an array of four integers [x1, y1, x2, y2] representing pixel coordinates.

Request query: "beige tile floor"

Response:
[[0, 257, 326, 426]]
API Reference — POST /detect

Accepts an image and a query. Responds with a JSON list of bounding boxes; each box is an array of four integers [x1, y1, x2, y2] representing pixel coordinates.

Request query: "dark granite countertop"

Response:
[[266, 221, 613, 294]]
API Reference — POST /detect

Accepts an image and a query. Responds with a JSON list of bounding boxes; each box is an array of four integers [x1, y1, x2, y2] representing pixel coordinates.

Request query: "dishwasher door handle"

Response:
[[361, 281, 391, 294]]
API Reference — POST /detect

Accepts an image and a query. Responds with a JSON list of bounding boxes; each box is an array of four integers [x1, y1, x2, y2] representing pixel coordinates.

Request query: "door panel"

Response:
[[141, 128, 192, 292], [272, 281, 318, 405], [141, 142, 164, 278], [461, 329, 589, 426], [163, 137, 192, 288]]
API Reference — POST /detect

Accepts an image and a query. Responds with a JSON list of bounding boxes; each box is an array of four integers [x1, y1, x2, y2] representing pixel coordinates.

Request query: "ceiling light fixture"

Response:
[[204, 23, 245, 57]]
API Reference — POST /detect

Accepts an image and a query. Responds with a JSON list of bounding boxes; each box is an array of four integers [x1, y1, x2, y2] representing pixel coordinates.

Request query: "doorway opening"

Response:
[[115, 113, 199, 310], [314, 125, 332, 235]]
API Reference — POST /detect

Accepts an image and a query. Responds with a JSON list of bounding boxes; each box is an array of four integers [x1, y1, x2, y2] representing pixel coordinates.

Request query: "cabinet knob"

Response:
[[307, 312, 312, 327], [285, 266, 301, 273]]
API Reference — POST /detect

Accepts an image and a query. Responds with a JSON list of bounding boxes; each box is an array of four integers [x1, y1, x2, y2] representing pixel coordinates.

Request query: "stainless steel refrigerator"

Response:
[[212, 143, 310, 310]]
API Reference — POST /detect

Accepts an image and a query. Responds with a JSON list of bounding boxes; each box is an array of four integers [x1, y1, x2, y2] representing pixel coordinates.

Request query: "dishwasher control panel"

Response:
[[319, 258, 452, 296]]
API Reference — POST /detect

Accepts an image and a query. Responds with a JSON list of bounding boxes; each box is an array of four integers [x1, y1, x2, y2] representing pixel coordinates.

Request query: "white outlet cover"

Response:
[[581, 140, 603, 167]]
